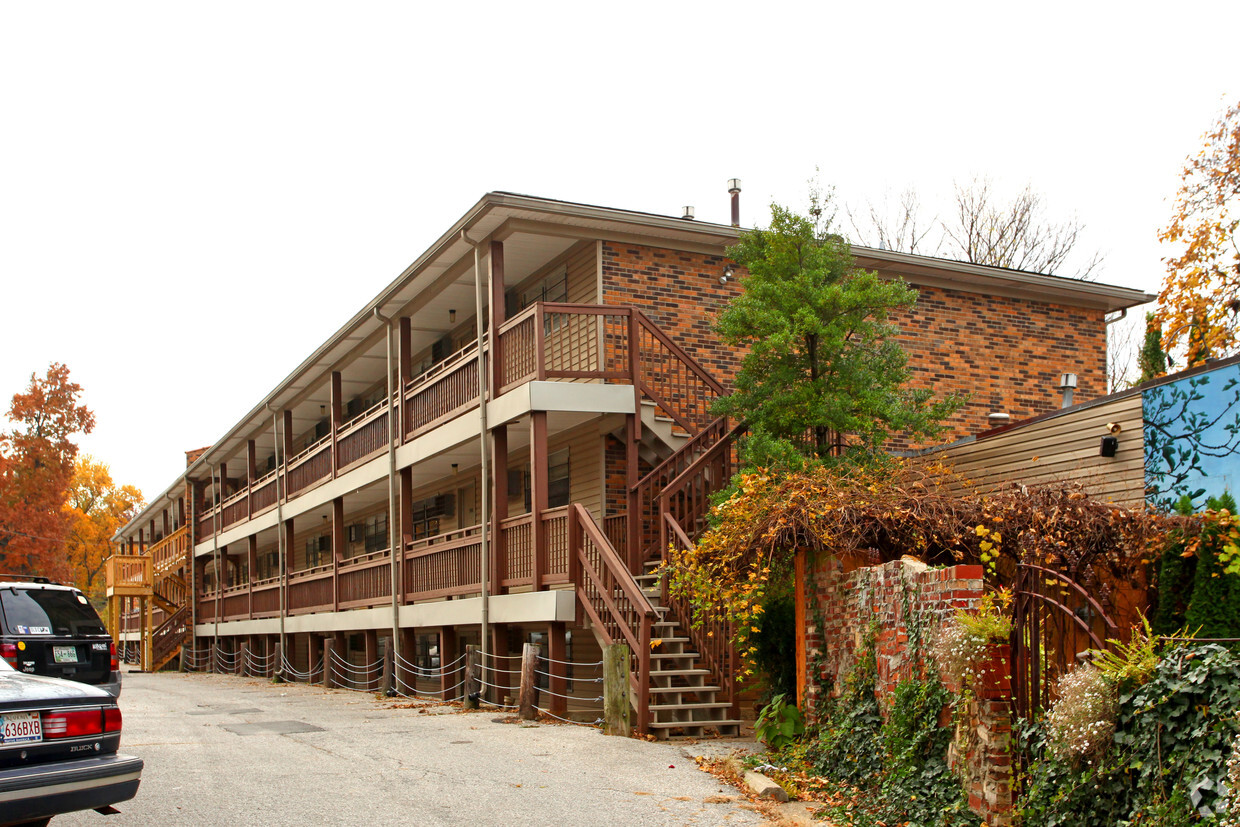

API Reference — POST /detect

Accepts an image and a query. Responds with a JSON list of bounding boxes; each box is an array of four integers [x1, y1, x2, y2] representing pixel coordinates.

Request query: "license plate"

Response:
[[53, 645, 78, 664], [1, 711, 42, 746]]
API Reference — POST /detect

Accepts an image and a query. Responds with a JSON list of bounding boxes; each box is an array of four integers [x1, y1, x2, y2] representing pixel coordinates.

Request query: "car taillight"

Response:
[[109, 640, 118, 672], [42, 709, 105, 739], [104, 706, 122, 733], [1, 642, 15, 668]]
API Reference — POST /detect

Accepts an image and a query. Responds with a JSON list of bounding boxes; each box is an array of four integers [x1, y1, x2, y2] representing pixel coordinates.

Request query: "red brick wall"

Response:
[[601, 242, 1108, 446], [601, 242, 744, 391], [892, 283, 1107, 445], [805, 556, 1013, 825]]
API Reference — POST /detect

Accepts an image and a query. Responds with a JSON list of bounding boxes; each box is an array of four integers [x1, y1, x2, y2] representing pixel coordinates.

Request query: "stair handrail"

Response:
[[631, 308, 726, 396], [657, 419, 745, 556], [151, 604, 189, 669], [568, 503, 655, 735], [662, 512, 738, 718]]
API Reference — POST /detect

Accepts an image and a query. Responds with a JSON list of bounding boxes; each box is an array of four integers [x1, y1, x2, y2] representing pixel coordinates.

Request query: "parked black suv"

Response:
[[0, 577, 121, 698]]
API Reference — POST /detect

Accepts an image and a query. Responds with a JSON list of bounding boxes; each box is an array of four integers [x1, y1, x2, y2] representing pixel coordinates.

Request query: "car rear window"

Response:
[[0, 589, 107, 636]]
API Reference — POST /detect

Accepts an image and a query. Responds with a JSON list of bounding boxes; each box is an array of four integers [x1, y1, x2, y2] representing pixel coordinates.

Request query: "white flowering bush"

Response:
[[1219, 727, 1240, 826], [931, 621, 988, 692], [1045, 664, 1117, 764]]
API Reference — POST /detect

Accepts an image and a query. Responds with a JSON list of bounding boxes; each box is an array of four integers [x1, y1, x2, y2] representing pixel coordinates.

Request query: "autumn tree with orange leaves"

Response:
[[1158, 99, 1240, 362], [64, 457, 143, 606], [0, 364, 95, 580]]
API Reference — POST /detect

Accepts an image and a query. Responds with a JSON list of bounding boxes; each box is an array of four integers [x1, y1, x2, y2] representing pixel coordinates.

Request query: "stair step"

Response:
[[651, 701, 734, 713], [647, 719, 743, 734], [649, 684, 721, 694], [651, 636, 690, 645], [650, 668, 711, 678], [650, 650, 698, 660]]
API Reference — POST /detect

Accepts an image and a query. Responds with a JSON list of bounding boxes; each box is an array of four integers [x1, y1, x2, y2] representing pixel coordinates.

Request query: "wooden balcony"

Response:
[[193, 302, 721, 543], [105, 555, 152, 598], [195, 510, 628, 624]]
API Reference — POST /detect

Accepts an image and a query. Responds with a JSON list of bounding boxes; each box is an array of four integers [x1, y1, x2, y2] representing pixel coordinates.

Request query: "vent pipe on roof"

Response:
[[729, 179, 741, 227], [682, 206, 695, 220], [1059, 373, 1078, 408]]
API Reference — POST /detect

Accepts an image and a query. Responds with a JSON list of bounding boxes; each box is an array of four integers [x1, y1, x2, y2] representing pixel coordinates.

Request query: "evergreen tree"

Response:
[[1136, 312, 1168, 384], [713, 197, 961, 468]]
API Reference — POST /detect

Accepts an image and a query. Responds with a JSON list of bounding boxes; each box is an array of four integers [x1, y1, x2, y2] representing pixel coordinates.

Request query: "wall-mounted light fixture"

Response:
[[449, 309, 456, 324], [720, 265, 735, 285], [320, 404, 326, 416], [451, 463, 458, 475]]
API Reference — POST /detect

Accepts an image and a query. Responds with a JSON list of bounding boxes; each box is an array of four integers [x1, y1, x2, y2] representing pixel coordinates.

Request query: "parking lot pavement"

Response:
[[53, 670, 768, 827]]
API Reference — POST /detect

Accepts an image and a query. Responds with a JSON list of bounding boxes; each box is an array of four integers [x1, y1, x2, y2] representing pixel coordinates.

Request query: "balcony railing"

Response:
[[194, 509, 627, 624], [191, 303, 721, 545], [105, 555, 151, 597]]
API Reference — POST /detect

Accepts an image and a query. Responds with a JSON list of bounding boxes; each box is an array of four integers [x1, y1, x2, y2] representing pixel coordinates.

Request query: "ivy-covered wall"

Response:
[[804, 556, 1015, 825]]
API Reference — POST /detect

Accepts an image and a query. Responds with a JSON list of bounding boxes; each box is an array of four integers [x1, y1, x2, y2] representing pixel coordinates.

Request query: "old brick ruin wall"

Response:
[[805, 556, 1014, 825]]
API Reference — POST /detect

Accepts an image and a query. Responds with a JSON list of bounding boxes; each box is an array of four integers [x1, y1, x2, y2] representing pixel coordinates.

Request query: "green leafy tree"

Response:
[[713, 197, 961, 466], [1136, 312, 1168, 384]]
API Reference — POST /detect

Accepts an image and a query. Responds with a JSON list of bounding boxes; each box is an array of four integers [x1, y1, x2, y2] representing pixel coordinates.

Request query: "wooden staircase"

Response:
[[104, 524, 191, 672], [637, 568, 741, 738]]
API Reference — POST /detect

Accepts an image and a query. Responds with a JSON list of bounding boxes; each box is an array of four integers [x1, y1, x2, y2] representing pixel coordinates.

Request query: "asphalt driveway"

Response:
[[52, 670, 768, 827]]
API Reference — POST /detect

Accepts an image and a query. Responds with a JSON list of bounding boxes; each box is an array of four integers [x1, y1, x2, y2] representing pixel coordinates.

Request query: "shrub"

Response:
[[1045, 664, 1117, 764]]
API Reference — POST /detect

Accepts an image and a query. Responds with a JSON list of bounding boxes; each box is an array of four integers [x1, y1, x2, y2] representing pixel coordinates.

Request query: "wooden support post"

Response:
[[625, 411, 641, 574], [491, 424, 508, 596], [440, 628, 458, 701], [240, 641, 250, 677], [489, 239, 506, 392], [795, 549, 807, 710], [332, 497, 344, 611], [398, 627, 417, 695], [247, 535, 258, 619], [330, 370, 342, 477], [530, 412, 548, 590], [519, 643, 540, 721], [464, 644, 480, 709], [364, 630, 379, 692], [273, 640, 284, 682], [323, 637, 338, 688], [548, 622, 568, 717], [381, 639, 394, 697], [603, 643, 631, 736], [398, 467, 413, 604]]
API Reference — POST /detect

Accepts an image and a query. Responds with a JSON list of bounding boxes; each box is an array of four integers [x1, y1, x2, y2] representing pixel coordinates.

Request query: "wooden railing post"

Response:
[[567, 506, 583, 627], [464, 644, 480, 709], [533, 301, 547, 380], [602, 642, 631, 736], [381, 643, 394, 697], [519, 643, 540, 721]]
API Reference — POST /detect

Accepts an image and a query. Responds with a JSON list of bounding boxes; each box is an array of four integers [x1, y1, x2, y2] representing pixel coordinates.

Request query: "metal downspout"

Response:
[[462, 229, 491, 669], [268, 405, 287, 676], [373, 307, 402, 672], [210, 465, 221, 664]]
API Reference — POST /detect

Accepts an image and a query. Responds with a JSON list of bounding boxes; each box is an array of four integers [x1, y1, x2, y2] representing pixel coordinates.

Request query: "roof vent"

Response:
[[682, 206, 695, 220], [1059, 373, 1078, 408], [728, 179, 741, 227], [987, 412, 1011, 428]]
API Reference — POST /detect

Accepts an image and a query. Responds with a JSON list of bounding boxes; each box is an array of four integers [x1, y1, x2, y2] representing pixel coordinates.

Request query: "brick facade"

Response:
[[805, 556, 1013, 826], [601, 241, 1108, 447]]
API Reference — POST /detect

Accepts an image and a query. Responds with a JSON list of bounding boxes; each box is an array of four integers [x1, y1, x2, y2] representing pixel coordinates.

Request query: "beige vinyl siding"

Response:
[[933, 394, 1145, 507], [504, 421, 604, 521], [565, 243, 598, 304]]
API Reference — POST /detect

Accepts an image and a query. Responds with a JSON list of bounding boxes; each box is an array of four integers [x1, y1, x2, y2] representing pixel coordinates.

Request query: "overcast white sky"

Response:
[[1, 1, 1237, 501]]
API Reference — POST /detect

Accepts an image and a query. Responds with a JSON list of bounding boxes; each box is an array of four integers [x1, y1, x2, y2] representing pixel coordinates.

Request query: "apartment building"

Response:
[[106, 190, 1152, 736]]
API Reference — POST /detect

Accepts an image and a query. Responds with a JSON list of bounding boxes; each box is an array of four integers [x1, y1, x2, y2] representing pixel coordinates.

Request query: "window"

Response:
[[408, 495, 452, 540], [548, 450, 570, 508], [506, 265, 568, 316], [305, 535, 329, 568]]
